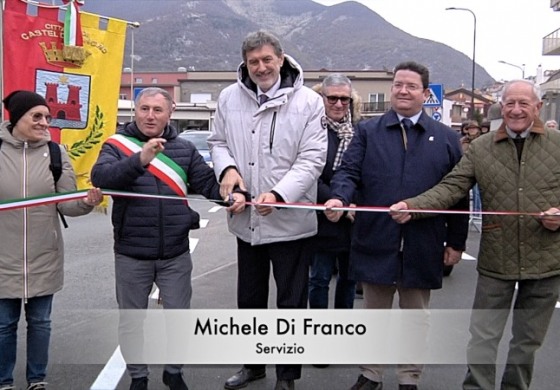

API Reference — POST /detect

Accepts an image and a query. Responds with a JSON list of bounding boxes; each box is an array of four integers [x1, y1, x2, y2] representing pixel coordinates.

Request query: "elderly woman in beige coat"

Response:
[[0, 90, 102, 390]]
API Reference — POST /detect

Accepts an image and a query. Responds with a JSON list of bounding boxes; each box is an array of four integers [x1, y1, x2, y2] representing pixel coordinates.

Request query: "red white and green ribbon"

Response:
[[106, 134, 188, 198], [62, 0, 84, 46], [0, 190, 88, 212], [0, 189, 549, 218]]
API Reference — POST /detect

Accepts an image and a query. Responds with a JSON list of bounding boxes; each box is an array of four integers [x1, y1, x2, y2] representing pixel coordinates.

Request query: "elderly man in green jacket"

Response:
[[390, 79, 560, 390]]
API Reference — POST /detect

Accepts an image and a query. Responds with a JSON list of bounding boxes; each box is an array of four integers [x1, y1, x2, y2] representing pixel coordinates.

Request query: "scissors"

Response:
[[228, 193, 234, 219]]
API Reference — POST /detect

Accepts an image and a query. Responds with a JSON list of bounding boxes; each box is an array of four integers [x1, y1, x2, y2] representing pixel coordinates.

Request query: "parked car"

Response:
[[178, 130, 212, 167]]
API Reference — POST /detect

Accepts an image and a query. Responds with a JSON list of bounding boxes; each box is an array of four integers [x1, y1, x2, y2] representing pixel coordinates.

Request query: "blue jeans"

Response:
[[0, 295, 53, 386], [309, 251, 356, 309]]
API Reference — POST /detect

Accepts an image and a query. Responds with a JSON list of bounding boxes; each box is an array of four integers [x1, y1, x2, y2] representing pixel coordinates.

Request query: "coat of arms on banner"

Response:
[[2, 0, 127, 188]]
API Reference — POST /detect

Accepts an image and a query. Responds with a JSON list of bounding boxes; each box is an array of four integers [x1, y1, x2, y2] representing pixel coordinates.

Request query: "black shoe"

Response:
[[224, 367, 266, 389], [349, 375, 383, 390], [398, 385, 418, 390], [312, 364, 330, 368], [130, 377, 148, 390], [274, 379, 295, 390], [163, 371, 188, 390]]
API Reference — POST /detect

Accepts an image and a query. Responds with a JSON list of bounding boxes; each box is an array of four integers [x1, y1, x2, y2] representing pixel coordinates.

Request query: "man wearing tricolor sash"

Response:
[[91, 87, 243, 390]]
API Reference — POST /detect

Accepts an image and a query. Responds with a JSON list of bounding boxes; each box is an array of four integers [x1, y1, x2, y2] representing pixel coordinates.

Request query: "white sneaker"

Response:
[[27, 382, 48, 390]]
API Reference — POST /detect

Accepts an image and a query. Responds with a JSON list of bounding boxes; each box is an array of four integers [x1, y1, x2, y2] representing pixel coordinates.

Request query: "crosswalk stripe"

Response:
[[89, 346, 126, 390]]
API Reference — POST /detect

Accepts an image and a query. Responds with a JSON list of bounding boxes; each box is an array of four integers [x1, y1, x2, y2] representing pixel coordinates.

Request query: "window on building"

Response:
[[119, 94, 127, 100], [151, 78, 158, 84], [171, 119, 210, 132], [190, 93, 212, 103], [135, 77, 143, 83], [367, 93, 385, 111]]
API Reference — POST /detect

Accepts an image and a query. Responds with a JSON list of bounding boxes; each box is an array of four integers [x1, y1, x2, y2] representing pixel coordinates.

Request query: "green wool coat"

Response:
[[406, 119, 560, 280]]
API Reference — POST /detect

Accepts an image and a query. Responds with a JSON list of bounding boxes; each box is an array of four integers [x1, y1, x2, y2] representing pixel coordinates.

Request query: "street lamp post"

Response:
[[128, 22, 141, 121], [446, 7, 477, 120], [498, 60, 525, 79]]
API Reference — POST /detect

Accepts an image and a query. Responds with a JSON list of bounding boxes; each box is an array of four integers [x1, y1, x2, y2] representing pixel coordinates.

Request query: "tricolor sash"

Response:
[[106, 134, 188, 198]]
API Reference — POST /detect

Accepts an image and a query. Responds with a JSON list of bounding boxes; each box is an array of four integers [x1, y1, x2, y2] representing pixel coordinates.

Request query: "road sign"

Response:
[[424, 83, 443, 107], [133, 87, 144, 100], [432, 111, 442, 122]]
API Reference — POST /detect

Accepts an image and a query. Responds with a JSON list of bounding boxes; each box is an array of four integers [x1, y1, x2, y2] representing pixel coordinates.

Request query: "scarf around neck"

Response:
[[324, 113, 354, 169]]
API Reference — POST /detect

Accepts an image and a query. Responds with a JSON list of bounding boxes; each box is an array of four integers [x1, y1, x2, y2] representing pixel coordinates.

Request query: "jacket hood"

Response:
[[119, 121, 178, 141], [237, 53, 303, 97], [0, 120, 51, 148]]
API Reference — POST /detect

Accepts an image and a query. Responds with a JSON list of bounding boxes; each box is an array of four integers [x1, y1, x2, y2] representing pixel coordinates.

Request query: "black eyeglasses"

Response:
[[30, 112, 52, 124], [325, 95, 352, 105]]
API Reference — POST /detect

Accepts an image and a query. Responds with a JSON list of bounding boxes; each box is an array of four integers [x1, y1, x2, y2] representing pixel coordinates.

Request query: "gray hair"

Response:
[[545, 119, 558, 128], [321, 73, 352, 94], [241, 30, 283, 63], [501, 80, 541, 103], [135, 87, 174, 112]]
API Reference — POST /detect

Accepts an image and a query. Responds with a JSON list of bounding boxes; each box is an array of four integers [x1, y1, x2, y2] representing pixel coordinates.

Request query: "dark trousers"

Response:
[[237, 237, 310, 380]]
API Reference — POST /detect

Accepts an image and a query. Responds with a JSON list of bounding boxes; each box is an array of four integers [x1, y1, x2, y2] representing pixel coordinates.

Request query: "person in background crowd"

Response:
[[208, 30, 327, 390], [545, 119, 559, 130], [308, 74, 360, 314], [460, 120, 481, 152], [460, 121, 482, 221], [390, 79, 560, 390], [460, 121, 470, 136], [0, 90, 102, 390], [324, 61, 468, 390], [480, 121, 490, 134], [91, 87, 242, 390]]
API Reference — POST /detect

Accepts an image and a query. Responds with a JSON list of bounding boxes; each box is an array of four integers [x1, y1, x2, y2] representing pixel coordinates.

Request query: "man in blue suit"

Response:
[[325, 61, 468, 390]]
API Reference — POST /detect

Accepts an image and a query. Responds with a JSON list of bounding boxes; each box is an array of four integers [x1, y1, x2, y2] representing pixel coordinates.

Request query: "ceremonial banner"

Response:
[[2, 0, 127, 188]]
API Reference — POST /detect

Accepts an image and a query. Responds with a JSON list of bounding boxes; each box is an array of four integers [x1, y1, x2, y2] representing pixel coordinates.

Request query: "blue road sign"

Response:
[[432, 111, 442, 122], [424, 83, 443, 107], [133, 87, 144, 100]]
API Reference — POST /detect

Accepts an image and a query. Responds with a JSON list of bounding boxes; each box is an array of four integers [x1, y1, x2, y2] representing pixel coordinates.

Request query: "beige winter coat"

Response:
[[0, 123, 93, 299]]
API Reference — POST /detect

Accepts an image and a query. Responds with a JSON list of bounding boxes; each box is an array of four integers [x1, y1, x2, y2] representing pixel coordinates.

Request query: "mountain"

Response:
[[79, 0, 494, 89]]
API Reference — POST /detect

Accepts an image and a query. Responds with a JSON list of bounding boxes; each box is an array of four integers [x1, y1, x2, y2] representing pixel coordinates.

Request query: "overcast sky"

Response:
[[314, 0, 560, 82]]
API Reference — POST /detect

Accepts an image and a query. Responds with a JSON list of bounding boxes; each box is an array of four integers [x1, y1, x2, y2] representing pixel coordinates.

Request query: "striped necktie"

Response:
[[401, 118, 414, 150]]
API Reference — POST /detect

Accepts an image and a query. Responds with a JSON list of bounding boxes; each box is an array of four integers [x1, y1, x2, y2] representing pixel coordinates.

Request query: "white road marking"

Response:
[[189, 237, 199, 253], [89, 346, 126, 390], [199, 218, 209, 228], [208, 205, 224, 213], [149, 288, 159, 301]]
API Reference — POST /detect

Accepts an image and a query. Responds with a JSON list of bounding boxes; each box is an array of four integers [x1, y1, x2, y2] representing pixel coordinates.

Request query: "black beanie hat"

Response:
[[3, 90, 49, 127]]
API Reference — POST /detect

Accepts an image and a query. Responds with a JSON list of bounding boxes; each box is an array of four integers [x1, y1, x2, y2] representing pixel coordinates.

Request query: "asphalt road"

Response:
[[9, 199, 560, 390]]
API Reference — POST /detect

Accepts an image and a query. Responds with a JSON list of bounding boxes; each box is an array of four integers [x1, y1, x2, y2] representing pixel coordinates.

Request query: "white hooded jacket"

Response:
[[209, 54, 327, 245]]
